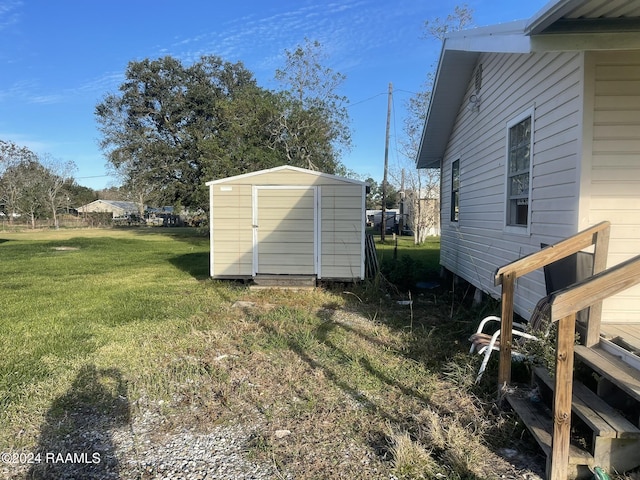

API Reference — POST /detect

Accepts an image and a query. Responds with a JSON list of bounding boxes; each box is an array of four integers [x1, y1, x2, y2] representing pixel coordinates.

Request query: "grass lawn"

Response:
[[373, 234, 441, 290], [1, 228, 550, 479]]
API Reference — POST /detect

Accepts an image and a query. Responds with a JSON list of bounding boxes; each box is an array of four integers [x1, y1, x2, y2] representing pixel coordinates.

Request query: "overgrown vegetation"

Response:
[[1, 229, 634, 479], [376, 235, 441, 291]]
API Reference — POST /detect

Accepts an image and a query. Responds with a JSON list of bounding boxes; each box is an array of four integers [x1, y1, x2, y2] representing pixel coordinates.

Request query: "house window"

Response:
[[451, 159, 460, 222], [506, 113, 532, 227]]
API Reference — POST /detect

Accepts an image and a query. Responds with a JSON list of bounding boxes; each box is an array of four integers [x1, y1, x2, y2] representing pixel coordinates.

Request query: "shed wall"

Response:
[[320, 184, 365, 279], [210, 184, 253, 277], [209, 168, 365, 280], [440, 50, 583, 319]]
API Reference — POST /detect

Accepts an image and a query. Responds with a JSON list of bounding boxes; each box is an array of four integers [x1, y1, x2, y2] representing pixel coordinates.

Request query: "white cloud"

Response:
[[0, 0, 22, 31]]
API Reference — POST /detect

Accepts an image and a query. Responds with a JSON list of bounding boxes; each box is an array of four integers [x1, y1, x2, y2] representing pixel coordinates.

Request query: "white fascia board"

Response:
[[446, 34, 531, 54], [445, 20, 531, 53], [525, 0, 584, 35], [531, 31, 640, 51]]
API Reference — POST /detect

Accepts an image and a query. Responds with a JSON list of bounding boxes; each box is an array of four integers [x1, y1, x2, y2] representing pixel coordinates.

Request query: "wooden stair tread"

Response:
[[533, 367, 640, 439], [506, 393, 594, 466], [575, 344, 640, 403]]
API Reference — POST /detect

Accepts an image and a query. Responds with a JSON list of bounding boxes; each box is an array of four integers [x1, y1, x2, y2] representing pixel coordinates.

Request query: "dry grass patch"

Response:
[[1, 230, 553, 479]]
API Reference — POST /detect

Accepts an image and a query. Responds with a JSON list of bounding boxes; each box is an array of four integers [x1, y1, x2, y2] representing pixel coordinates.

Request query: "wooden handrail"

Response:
[[494, 221, 610, 285], [550, 253, 640, 321], [547, 253, 640, 480], [494, 221, 610, 388]]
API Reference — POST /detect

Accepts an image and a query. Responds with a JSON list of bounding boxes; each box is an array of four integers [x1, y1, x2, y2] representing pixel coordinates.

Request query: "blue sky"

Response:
[[0, 0, 548, 191]]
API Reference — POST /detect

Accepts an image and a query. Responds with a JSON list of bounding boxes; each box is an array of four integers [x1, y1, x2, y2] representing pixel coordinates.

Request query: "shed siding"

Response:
[[440, 51, 583, 319], [209, 167, 365, 280], [211, 185, 253, 277], [256, 188, 315, 275], [214, 169, 348, 187], [320, 185, 364, 279], [586, 50, 640, 323]]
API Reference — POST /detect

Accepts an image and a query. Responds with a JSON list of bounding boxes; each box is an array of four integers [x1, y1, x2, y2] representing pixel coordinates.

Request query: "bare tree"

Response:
[[0, 140, 38, 225], [393, 5, 473, 244], [272, 38, 351, 173], [40, 155, 76, 229]]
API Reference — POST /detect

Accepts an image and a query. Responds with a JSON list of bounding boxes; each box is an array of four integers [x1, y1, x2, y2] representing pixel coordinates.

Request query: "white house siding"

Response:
[[440, 50, 583, 320], [583, 50, 640, 323]]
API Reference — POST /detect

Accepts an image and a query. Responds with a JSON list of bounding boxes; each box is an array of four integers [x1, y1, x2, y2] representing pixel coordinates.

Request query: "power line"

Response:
[[348, 92, 387, 108], [348, 88, 419, 109]]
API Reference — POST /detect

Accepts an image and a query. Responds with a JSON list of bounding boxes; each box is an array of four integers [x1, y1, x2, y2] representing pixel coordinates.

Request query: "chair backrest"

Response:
[[541, 244, 594, 323]]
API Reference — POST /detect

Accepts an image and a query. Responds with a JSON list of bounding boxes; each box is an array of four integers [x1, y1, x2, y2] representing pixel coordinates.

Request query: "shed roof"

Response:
[[416, 0, 640, 169], [205, 165, 367, 186]]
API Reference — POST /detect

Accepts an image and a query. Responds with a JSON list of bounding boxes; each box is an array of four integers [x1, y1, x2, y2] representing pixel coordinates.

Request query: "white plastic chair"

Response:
[[469, 315, 539, 384]]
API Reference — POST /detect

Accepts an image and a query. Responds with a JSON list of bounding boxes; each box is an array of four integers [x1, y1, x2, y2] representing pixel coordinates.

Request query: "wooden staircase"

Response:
[[506, 365, 640, 479], [493, 221, 640, 479]]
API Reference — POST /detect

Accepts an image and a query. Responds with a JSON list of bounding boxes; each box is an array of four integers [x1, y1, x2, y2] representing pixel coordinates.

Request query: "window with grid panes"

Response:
[[451, 159, 459, 222], [506, 116, 531, 226]]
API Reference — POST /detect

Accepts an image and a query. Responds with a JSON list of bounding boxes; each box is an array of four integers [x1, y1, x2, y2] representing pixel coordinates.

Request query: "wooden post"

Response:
[[550, 312, 576, 480], [584, 226, 610, 347], [498, 271, 516, 389]]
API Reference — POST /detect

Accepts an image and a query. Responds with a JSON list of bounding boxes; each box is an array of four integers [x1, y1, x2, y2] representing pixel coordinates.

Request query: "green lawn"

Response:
[[0, 228, 224, 446], [373, 234, 441, 290], [0, 229, 549, 479]]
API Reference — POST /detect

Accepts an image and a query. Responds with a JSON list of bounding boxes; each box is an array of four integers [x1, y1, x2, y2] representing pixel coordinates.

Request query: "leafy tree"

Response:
[[65, 183, 98, 208], [273, 38, 351, 173], [1, 140, 77, 228], [96, 45, 352, 210], [4, 158, 47, 228], [96, 56, 274, 209], [366, 177, 399, 210], [1, 140, 34, 223]]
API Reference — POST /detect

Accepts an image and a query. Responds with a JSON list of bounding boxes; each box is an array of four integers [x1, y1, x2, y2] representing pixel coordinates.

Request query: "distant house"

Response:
[[416, 0, 640, 323], [76, 200, 141, 218], [402, 187, 440, 238]]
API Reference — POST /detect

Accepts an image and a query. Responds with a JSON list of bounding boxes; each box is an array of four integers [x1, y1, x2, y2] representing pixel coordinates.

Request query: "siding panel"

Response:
[[589, 50, 640, 322], [440, 51, 582, 319]]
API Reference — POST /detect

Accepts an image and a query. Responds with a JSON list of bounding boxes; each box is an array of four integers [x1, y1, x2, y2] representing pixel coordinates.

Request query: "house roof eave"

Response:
[[525, 0, 585, 35], [416, 48, 481, 169]]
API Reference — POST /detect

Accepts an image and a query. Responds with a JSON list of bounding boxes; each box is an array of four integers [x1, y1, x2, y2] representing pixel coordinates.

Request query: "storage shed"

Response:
[[206, 166, 367, 282]]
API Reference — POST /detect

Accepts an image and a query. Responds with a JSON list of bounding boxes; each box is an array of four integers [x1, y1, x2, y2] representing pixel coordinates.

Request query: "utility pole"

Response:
[[399, 168, 405, 234], [381, 82, 392, 242]]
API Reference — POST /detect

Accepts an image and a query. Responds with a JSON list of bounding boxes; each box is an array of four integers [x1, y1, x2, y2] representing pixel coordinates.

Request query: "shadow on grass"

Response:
[[125, 226, 209, 247], [244, 299, 489, 480], [169, 251, 210, 279], [28, 365, 130, 480]]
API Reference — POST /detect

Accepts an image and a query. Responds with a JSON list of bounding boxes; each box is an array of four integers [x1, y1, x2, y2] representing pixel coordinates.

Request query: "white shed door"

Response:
[[254, 187, 317, 275]]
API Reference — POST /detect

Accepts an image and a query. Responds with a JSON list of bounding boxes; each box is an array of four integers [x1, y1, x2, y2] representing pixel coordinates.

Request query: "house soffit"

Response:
[[416, 0, 640, 170]]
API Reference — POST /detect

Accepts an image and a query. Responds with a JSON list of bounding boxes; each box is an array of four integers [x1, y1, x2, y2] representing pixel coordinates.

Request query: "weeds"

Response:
[[0, 229, 593, 479]]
